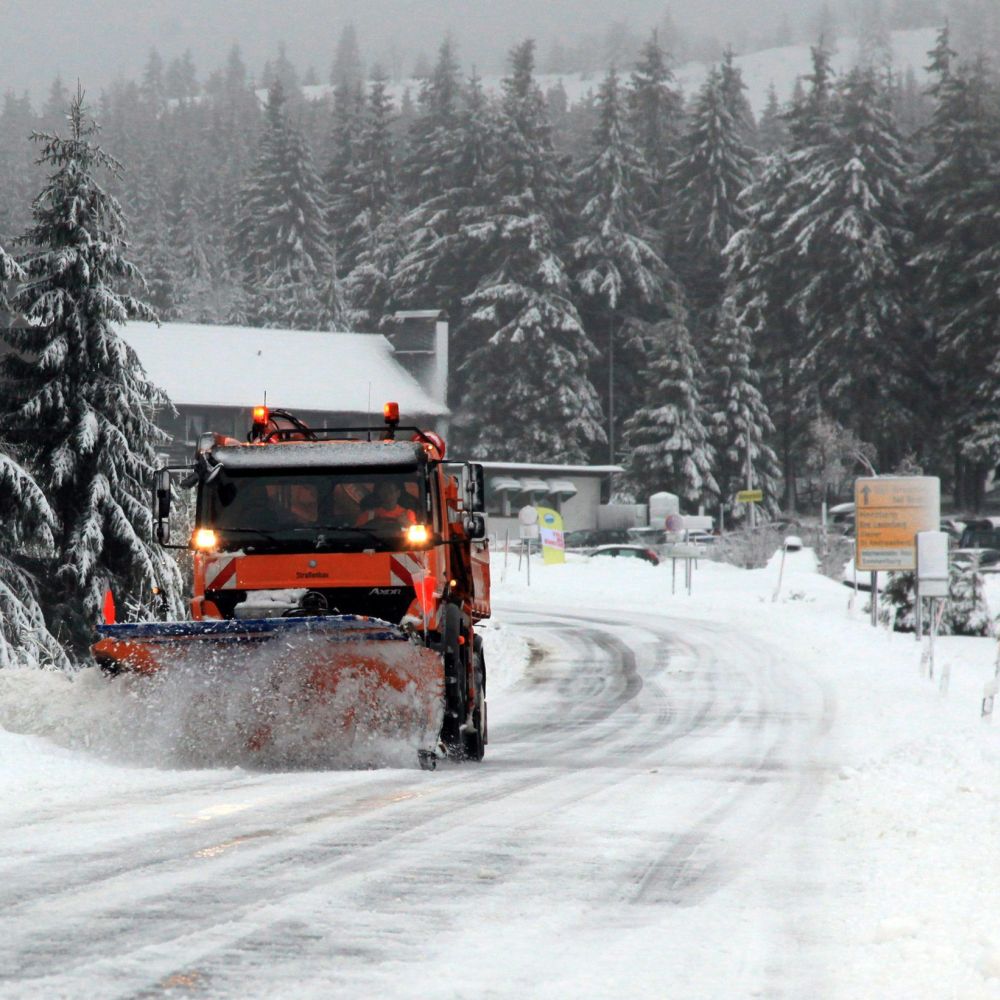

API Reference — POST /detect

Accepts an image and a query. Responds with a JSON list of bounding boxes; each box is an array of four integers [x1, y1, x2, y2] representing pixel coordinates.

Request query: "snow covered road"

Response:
[[0, 600, 837, 1000], [5, 552, 1000, 999]]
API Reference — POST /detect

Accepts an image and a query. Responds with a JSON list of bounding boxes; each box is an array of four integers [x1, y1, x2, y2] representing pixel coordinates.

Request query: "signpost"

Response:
[[518, 505, 538, 585], [736, 489, 763, 503], [855, 476, 940, 627]]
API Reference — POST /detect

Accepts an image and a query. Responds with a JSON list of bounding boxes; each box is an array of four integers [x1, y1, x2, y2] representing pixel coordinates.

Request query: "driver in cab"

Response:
[[356, 481, 416, 527]]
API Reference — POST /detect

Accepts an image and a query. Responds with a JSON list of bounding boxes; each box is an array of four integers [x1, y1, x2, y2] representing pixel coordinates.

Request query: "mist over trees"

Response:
[[0, 5, 997, 529]]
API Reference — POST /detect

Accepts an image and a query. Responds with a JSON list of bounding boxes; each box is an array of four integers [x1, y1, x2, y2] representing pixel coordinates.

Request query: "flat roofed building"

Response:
[[477, 461, 623, 535]]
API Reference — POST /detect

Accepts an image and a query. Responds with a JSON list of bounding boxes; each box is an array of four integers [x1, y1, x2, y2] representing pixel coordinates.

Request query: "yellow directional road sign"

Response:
[[855, 476, 940, 571], [736, 489, 763, 503]]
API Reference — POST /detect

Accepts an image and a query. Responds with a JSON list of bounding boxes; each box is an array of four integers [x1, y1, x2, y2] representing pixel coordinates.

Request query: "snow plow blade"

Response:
[[92, 616, 444, 761]]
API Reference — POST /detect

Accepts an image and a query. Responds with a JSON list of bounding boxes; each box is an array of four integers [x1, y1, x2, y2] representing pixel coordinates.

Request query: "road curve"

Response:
[[0, 604, 835, 1000]]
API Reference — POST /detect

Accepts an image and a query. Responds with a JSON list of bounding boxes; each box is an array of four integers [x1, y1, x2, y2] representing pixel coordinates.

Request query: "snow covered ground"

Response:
[[2, 546, 1000, 998]]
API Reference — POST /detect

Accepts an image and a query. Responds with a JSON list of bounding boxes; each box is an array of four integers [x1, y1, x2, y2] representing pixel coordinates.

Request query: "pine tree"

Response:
[[666, 66, 755, 313], [392, 71, 499, 354], [719, 48, 757, 145], [725, 149, 805, 507], [0, 91, 39, 244], [400, 37, 461, 206], [0, 91, 182, 655], [624, 311, 718, 506], [757, 84, 789, 154], [570, 67, 676, 461], [627, 29, 684, 201], [706, 297, 781, 517], [453, 41, 605, 462], [323, 79, 366, 278], [342, 68, 401, 327], [724, 44, 842, 508], [912, 33, 1000, 506], [0, 444, 69, 669], [0, 246, 68, 669], [236, 79, 338, 329], [777, 67, 914, 456], [330, 23, 365, 90]]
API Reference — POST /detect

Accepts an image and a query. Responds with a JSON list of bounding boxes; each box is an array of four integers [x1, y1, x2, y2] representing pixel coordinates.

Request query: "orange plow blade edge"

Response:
[[92, 616, 445, 762]]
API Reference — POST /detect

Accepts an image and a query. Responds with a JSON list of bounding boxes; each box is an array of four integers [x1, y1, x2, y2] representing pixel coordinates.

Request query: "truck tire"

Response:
[[463, 636, 486, 761], [440, 603, 466, 752]]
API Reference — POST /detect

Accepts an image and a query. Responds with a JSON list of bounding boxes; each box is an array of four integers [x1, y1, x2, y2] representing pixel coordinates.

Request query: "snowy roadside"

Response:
[[3, 546, 1000, 996], [493, 548, 1000, 998]]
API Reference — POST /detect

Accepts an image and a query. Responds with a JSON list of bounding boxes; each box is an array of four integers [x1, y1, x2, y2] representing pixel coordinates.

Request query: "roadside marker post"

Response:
[[916, 531, 949, 675]]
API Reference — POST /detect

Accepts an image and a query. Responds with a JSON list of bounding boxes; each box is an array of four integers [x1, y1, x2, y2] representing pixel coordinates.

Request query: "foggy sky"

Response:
[[1, 0, 808, 103]]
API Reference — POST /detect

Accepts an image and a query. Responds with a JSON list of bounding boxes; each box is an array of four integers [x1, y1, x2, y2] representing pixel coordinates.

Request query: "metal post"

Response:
[[745, 424, 756, 531], [870, 572, 878, 626], [928, 598, 936, 680], [915, 582, 922, 641], [526, 542, 531, 586], [608, 313, 615, 465]]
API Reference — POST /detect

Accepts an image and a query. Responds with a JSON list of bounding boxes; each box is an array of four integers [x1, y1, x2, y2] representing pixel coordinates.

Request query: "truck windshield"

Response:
[[203, 469, 426, 551]]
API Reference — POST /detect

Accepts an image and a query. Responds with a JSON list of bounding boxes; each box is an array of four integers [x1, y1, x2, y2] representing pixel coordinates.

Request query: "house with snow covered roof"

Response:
[[116, 314, 449, 461]]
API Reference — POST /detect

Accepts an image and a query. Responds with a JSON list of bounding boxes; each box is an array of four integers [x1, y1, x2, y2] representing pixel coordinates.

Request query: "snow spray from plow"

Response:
[[0, 616, 444, 769]]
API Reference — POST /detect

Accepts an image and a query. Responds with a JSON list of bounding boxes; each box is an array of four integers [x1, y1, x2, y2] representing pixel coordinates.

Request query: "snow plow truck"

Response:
[[92, 404, 491, 768]]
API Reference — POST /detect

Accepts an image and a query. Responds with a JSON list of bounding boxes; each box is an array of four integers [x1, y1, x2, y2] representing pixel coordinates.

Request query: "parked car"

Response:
[[951, 547, 1000, 574], [685, 531, 717, 545], [588, 544, 660, 566], [626, 526, 669, 546], [957, 517, 1000, 551], [563, 528, 631, 551]]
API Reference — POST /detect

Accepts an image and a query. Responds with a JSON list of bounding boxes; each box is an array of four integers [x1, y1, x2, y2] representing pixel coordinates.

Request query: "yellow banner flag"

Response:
[[536, 506, 566, 565]]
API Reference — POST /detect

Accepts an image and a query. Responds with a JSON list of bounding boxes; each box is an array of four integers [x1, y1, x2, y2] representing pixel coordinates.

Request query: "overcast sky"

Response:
[[2, 0, 808, 102]]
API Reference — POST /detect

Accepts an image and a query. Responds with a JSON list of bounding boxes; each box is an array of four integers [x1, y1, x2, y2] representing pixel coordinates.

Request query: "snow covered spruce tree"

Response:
[[570, 66, 675, 462], [623, 310, 718, 506], [0, 446, 69, 669], [724, 43, 840, 508], [0, 91, 182, 656], [454, 41, 605, 463], [775, 66, 915, 460], [0, 247, 68, 669], [911, 32, 1000, 507], [627, 30, 684, 211], [235, 78, 339, 329], [342, 68, 403, 329], [666, 65, 755, 315], [706, 297, 781, 518], [393, 69, 499, 366]]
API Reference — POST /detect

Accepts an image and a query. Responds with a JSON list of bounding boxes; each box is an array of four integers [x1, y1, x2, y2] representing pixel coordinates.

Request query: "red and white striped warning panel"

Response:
[[204, 555, 240, 591], [389, 553, 425, 586]]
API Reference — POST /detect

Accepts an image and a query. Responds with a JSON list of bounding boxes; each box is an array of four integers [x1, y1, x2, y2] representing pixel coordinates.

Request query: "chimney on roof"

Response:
[[386, 310, 448, 412]]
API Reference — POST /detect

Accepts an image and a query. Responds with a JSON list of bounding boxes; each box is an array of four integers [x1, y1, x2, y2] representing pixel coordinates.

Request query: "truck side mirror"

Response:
[[464, 513, 487, 540], [466, 463, 486, 513], [153, 468, 171, 543]]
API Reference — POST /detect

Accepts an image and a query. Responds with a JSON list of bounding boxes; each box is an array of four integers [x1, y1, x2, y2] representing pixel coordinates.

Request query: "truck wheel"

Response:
[[440, 604, 466, 752], [462, 641, 486, 761]]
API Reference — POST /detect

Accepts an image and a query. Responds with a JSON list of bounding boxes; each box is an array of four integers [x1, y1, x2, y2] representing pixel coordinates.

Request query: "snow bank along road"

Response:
[[0, 589, 837, 1000]]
